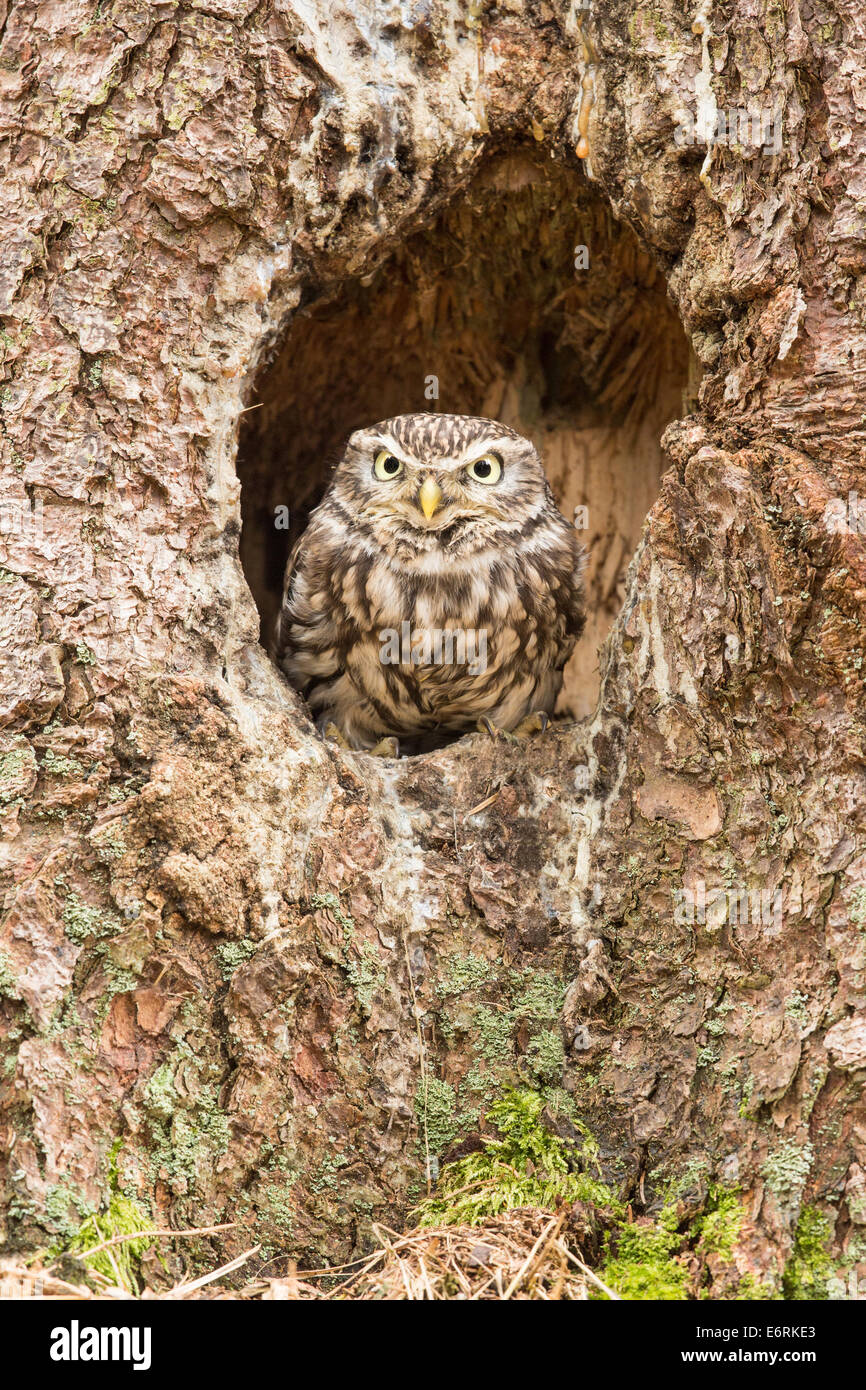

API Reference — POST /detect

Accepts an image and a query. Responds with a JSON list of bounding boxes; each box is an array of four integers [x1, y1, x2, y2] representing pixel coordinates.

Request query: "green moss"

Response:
[[603, 1216, 689, 1301], [735, 1273, 779, 1301], [52, 1143, 154, 1293], [693, 1185, 744, 1259], [434, 964, 568, 1113], [75, 643, 96, 667], [600, 1177, 747, 1301], [417, 1088, 620, 1227], [65, 1192, 151, 1293], [782, 1206, 832, 1300]]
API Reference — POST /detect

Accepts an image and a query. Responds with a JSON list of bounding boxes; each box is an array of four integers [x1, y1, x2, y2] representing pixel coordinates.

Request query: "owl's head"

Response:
[[328, 413, 551, 550]]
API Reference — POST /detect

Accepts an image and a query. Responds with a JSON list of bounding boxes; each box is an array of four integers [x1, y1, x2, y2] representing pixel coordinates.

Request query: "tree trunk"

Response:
[[1, 0, 865, 1296]]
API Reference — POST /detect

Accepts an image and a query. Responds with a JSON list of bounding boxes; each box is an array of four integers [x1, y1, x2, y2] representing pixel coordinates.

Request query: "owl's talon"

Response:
[[368, 736, 400, 758], [321, 720, 352, 750], [477, 712, 549, 742], [512, 710, 550, 739], [477, 715, 505, 740], [477, 716, 518, 744]]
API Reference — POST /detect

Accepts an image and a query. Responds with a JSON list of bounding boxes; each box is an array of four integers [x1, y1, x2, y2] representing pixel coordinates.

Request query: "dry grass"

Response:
[[299, 1210, 618, 1301], [0, 1207, 619, 1302]]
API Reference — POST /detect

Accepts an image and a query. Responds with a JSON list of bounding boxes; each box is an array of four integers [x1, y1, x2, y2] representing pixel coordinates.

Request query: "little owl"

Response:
[[275, 413, 585, 754]]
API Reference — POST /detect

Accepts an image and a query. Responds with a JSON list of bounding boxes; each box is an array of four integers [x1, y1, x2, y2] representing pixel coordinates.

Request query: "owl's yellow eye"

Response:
[[374, 450, 404, 480], [465, 453, 502, 484]]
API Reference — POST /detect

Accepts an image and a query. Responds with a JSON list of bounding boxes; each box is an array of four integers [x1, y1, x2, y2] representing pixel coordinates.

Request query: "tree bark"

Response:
[[1, 0, 865, 1295]]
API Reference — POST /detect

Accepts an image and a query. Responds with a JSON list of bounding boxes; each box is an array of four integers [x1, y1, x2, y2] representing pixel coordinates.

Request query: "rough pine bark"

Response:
[[1, 0, 865, 1295]]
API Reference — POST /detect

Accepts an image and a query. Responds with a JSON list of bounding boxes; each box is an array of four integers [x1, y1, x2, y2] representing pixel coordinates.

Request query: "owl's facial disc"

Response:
[[339, 418, 544, 545]]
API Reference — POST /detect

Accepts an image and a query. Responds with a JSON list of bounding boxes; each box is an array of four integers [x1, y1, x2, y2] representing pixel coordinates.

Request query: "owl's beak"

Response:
[[418, 476, 443, 521]]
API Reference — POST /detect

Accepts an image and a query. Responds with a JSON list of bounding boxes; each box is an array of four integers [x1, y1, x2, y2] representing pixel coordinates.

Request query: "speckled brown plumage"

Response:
[[274, 413, 585, 750]]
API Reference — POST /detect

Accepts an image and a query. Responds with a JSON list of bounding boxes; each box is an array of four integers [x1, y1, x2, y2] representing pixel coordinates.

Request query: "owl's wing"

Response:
[[273, 531, 306, 665], [549, 529, 587, 671], [566, 537, 588, 640], [273, 517, 348, 708]]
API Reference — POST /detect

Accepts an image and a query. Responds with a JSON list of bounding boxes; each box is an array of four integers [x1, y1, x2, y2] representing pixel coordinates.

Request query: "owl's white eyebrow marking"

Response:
[[459, 438, 514, 463], [370, 434, 516, 471], [371, 433, 406, 459]]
